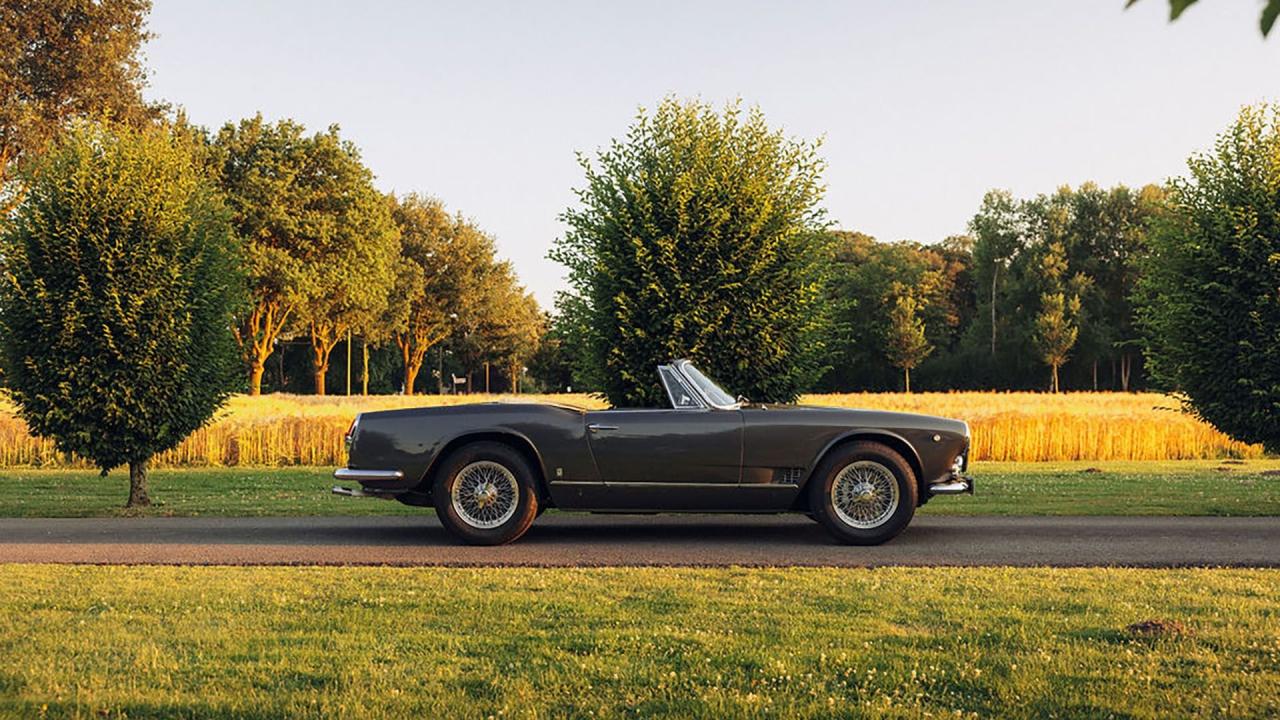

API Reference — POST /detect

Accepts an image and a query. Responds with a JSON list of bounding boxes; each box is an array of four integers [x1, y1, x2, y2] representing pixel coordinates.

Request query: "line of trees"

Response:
[[807, 183, 1166, 393], [201, 116, 543, 397]]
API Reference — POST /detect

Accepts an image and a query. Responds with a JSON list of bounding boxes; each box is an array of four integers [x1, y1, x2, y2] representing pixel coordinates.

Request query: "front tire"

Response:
[[808, 441, 918, 545], [432, 441, 540, 545]]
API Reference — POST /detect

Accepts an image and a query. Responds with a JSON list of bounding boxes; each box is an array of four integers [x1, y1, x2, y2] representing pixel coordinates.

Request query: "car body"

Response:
[[334, 360, 974, 544]]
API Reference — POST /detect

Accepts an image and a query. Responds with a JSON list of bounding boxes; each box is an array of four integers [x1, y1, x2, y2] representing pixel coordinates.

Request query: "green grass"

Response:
[[1, 459, 1278, 518], [0, 566, 1275, 719]]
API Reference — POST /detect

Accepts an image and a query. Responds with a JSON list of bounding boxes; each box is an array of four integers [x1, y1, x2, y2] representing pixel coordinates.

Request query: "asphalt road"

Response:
[[0, 514, 1277, 567]]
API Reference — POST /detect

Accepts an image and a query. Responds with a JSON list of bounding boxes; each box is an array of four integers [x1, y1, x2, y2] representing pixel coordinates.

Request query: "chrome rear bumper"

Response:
[[331, 468, 406, 500], [333, 468, 404, 483]]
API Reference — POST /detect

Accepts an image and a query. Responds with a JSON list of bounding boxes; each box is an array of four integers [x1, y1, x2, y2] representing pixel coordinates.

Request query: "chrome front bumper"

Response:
[[929, 476, 974, 496]]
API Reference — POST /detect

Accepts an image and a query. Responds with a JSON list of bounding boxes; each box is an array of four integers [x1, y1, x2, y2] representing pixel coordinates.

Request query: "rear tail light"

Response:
[[344, 414, 361, 450]]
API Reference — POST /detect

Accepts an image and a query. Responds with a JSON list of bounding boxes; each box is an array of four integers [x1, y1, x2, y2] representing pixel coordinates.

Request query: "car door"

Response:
[[583, 367, 743, 509]]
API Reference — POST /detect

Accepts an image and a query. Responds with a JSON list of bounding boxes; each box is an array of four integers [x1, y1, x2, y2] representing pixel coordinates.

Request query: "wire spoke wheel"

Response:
[[831, 460, 900, 529], [451, 461, 519, 530]]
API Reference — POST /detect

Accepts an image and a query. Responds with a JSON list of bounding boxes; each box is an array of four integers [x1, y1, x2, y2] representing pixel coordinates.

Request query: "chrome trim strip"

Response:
[[333, 468, 404, 482], [550, 480, 789, 489]]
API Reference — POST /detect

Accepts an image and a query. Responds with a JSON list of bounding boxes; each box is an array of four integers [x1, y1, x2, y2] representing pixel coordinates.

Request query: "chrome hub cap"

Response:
[[451, 461, 518, 529], [831, 461, 900, 529]]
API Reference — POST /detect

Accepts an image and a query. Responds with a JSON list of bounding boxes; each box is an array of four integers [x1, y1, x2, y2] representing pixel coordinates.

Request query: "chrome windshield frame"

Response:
[[658, 364, 707, 410], [671, 360, 741, 411]]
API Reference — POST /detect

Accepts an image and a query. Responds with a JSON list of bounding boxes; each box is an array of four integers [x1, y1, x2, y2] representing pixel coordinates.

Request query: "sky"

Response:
[[142, 0, 1280, 307]]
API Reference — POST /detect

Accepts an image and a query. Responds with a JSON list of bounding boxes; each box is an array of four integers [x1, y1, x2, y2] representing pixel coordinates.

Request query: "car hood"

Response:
[[752, 403, 970, 436]]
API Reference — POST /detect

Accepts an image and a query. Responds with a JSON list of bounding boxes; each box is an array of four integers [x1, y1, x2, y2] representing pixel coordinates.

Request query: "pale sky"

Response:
[[142, 1, 1280, 307]]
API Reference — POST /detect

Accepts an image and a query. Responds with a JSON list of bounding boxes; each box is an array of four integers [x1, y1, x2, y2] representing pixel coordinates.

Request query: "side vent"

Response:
[[773, 467, 805, 485]]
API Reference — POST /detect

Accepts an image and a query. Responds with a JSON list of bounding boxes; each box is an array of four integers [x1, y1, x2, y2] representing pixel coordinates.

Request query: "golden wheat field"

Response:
[[0, 391, 1264, 467]]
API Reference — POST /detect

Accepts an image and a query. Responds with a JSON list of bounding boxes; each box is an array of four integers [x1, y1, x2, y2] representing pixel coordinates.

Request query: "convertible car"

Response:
[[333, 360, 974, 545]]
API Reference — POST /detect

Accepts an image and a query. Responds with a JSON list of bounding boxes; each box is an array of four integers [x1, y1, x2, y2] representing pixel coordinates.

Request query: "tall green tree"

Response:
[[290, 127, 398, 395], [212, 117, 396, 395], [969, 190, 1025, 360], [210, 116, 312, 394], [0, 0, 158, 213], [0, 121, 241, 506], [1137, 104, 1280, 452], [883, 289, 933, 393], [552, 98, 831, 406], [1034, 293, 1081, 393], [386, 195, 495, 394]]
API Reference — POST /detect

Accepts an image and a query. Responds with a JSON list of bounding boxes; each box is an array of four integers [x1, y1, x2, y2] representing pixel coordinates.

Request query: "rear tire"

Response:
[[432, 441, 539, 545], [808, 441, 917, 545]]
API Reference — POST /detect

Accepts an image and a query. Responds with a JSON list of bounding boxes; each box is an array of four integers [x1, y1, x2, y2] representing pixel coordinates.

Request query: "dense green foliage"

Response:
[[0, 0, 157, 213], [0, 121, 241, 504], [1137, 104, 1280, 453], [387, 195, 542, 394], [820, 233, 971, 392], [552, 98, 831, 405], [210, 116, 400, 396]]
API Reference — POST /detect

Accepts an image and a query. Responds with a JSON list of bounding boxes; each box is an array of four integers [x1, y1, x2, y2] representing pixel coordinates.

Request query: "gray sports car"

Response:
[[334, 359, 974, 545]]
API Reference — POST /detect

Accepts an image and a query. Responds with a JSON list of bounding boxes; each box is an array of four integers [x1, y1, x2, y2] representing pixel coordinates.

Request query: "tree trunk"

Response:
[[1051, 364, 1060, 393], [904, 367, 911, 394], [1092, 360, 1098, 391], [248, 361, 265, 396], [362, 341, 369, 395], [314, 369, 326, 396], [127, 459, 151, 508], [990, 265, 999, 356], [405, 364, 421, 396], [1120, 353, 1132, 392], [484, 362, 490, 393]]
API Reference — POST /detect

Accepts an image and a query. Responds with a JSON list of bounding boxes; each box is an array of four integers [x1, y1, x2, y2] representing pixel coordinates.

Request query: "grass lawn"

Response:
[[0, 459, 1277, 518], [0, 566, 1275, 719]]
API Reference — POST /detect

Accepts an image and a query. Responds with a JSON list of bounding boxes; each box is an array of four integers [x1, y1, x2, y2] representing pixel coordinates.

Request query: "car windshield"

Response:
[[681, 363, 738, 408]]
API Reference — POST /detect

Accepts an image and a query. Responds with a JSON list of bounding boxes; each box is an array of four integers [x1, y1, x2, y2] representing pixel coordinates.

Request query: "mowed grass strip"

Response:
[[1, 461, 1278, 518], [0, 566, 1276, 719], [0, 391, 1265, 466]]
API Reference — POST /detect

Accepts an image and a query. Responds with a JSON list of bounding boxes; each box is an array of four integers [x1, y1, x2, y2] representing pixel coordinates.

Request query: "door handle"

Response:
[[587, 423, 618, 433]]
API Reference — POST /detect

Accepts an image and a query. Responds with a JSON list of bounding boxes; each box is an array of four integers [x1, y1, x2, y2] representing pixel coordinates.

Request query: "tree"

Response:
[[552, 98, 831, 406], [386, 195, 493, 395], [527, 314, 575, 393], [969, 190, 1024, 360], [1126, 0, 1280, 37], [212, 117, 397, 395], [1034, 293, 1081, 393], [451, 259, 542, 393], [1032, 242, 1086, 393], [884, 290, 933, 393], [0, 121, 241, 506], [211, 116, 311, 394], [290, 128, 398, 395], [1137, 104, 1280, 452], [0, 0, 158, 213]]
